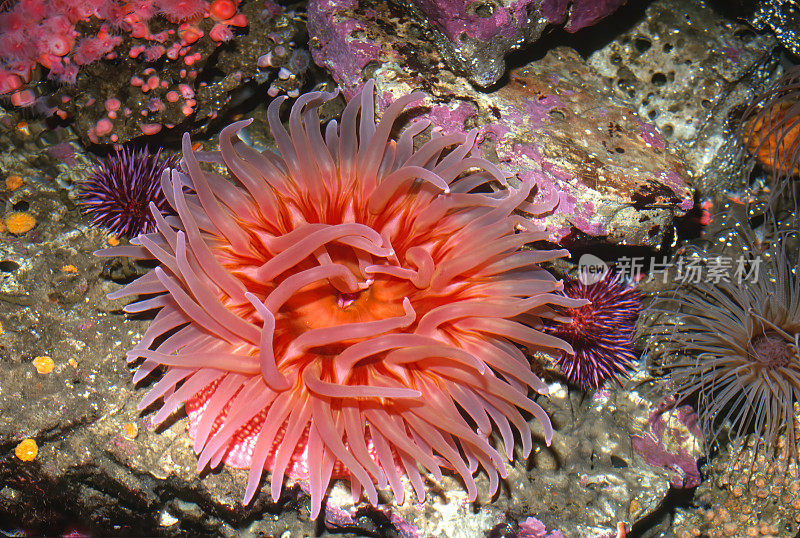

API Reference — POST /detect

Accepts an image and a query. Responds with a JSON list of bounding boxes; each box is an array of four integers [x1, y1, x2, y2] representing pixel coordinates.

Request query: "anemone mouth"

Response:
[[749, 329, 794, 368], [336, 291, 360, 309]]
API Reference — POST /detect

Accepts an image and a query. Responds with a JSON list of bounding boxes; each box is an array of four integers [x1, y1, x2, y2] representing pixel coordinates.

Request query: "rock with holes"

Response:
[[587, 0, 779, 193], [308, 0, 693, 248]]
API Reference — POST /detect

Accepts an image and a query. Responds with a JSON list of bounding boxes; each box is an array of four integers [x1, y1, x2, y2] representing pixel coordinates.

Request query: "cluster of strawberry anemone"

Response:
[[101, 81, 584, 516], [0, 0, 246, 107]]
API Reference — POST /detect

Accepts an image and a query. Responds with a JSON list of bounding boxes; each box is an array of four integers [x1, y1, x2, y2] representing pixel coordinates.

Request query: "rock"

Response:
[[629, 403, 703, 489], [393, 0, 548, 88], [311, 372, 698, 537], [308, 0, 692, 248], [587, 0, 779, 193], [750, 0, 800, 58], [308, 0, 629, 90], [307, 0, 384, 98], [511, 375, 699, 536], [392, 0, 627, 87]]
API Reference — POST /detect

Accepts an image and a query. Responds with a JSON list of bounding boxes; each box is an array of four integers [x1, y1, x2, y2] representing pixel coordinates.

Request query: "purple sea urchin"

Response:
[[100, 82, 586, 516], [543, 272, 641, 390], [651, 237, 800, 462], [78, 146, 176, 238]]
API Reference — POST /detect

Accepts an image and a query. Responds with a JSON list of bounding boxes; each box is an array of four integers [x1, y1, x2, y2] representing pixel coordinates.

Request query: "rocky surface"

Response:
[[588, 0, 779, 194], [0, 0, 791, 535], [309, 0, 693, 249], [391, 0, 626, 88]]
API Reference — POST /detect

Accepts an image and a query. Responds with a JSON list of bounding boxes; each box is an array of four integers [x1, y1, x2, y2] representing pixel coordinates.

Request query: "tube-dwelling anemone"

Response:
[[741, 66, 800, 186], [649, 234, 800, 463], [100, 81, 584, 516]]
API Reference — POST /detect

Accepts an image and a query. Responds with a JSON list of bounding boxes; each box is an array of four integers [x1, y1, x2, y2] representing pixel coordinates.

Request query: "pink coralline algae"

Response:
[[517, 517, 565, 538], [427, 101, 478, 136], [409, 0, 535, 42], [307, 0, 381, 98], [630, 402, 702, 488], [633, 118, 667, 150]]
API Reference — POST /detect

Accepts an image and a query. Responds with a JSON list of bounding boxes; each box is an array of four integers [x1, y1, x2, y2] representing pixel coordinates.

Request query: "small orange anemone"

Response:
[[741, 67, 800, 183], [743, 101, 800, 179]]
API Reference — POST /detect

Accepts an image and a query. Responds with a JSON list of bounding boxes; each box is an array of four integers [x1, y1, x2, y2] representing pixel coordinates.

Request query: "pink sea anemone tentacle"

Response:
[[102, 81, 578, 517]]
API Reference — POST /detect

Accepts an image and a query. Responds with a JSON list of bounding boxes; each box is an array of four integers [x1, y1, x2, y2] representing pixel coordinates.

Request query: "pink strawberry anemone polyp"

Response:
[[101, 81, 584, 518]]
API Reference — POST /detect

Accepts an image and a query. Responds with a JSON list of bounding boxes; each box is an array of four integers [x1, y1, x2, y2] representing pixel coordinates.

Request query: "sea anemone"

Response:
[[157, 0, 206, 22], [46, 59, 78, 86], [100, 81, 584, 517], [543, 271, 640, 390], [649, 233, 800, 462], [127, 0, 157, 21], [78, 146, 176, 238], [73, 35, 121, 65], [741, 66, 800, 190]]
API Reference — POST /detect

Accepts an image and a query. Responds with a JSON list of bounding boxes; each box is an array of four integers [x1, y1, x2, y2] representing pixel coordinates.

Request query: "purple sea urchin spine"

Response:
[[544, 272, 641, 390], [78, 146, 177, 237]]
